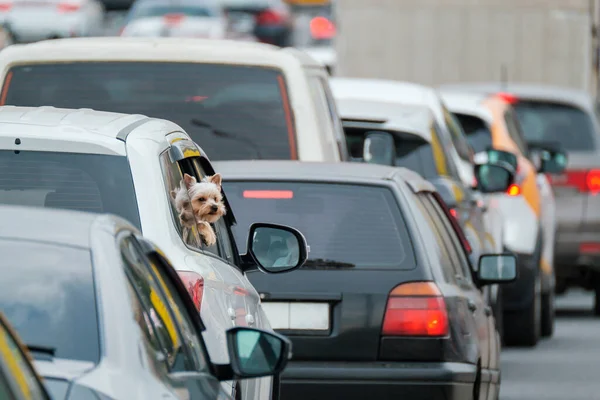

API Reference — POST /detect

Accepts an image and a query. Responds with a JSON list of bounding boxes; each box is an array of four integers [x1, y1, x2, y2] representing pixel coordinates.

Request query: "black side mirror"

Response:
[[473, 161, 515, 193], [485, 148, 518, 172], [241, 223, 308, 274], [477, 253, 518, 286], [363, 131, 396, 166]]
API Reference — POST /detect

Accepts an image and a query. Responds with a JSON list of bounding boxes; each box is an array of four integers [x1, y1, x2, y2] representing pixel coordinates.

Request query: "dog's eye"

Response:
[[198, 197, 205, 202]]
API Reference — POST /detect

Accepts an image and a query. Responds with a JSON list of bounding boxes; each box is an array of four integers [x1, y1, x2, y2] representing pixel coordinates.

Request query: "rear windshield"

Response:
[[453, 113, 492, 154], [344, 127, 439, 179], [129, 5, 218, 19], [0, 240, 100, 364], [223, 181, 416, 270], [0, 150, 141, 229], [3, 63, 296, 161], [513, 101, 597, 151]]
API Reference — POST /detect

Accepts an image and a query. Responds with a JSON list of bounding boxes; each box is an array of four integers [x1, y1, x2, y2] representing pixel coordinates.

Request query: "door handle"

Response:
[[467, 300, 477, 313], [484, 306, 492, 316]]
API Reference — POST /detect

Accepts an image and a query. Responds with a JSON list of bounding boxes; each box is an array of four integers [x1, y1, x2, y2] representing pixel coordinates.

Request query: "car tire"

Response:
[[541, 290, 555, 337], [503, 275, 541, 347]]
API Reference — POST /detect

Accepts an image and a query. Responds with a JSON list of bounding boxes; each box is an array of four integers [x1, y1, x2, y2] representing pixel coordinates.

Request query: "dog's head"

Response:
[[170, 180, 196, 228], [183, 173, 227, 224]]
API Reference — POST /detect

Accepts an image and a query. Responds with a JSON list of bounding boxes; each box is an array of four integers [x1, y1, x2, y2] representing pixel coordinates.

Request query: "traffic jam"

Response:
[[0, 0, 597, 399]]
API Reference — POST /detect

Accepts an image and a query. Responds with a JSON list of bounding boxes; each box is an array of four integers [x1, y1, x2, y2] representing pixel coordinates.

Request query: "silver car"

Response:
[[0, 0, 104, 43], [0, 205, 293, 400]]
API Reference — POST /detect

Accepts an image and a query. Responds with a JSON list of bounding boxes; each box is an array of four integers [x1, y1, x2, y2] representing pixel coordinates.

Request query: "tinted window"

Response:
[[513, 101, 597, 151], [3, 63, 296, 161], [0, 241, 100, 363], [442, 104, 471, 160], [453, 113, 493, 154], [224, 181, 416, 269], [129, 5, 217, 19], [0, 150, 140, 229]]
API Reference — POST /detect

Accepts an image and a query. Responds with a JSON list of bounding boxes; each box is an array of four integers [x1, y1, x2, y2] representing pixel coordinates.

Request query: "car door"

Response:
[[424, 193, 496, 399], [120, 234, 223, 400]]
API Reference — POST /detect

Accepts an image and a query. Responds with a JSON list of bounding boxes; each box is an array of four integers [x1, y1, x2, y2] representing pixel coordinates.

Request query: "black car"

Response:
[[216, 160, 517, 400]]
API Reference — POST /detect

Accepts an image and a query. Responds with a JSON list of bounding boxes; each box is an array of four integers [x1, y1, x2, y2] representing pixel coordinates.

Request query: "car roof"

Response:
[[0, 205, 130, 248], [439, 91, 494, 124], [213, 160, 436, 192], [0, 37, 323, 69], [337, 98, 434, 141], [438, 82, 594, 112], [330, 77, 434, 106], [0, 105, 183, 155]]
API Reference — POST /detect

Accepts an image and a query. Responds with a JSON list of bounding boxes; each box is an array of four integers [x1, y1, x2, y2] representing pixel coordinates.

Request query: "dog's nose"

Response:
[[211, 205, 218, 212]]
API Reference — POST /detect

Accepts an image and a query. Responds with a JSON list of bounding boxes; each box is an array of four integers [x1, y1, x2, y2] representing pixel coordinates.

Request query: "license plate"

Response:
[[261, 302, 330, 331]]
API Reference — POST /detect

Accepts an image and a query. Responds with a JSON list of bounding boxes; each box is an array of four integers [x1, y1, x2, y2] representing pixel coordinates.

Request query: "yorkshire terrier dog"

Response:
[[182, 172, 227, 246]]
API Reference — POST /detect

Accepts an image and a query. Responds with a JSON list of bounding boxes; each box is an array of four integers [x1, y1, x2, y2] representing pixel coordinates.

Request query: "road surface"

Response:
[[501, 289, 600, 400]]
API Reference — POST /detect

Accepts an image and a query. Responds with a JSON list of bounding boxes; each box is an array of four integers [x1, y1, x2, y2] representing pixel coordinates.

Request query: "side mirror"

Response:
[[242, 223, 308, 273], [363, 131, 396, 166], [225, 327, 291, 379], [485, 148, 518, 171], [538, 149, 568, 175], [477, 253, 518, 285], [473, 162, 515, 193]]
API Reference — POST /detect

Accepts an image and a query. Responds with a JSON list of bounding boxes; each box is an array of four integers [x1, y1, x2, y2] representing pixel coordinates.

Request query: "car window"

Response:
[[0, 320, 48, 400], [503, 109, 529, 156], [0, 150, 140, 229], [121, 237, 193, 373], [453, 113, 493, 154], [0, 240, 100, 364], [3, 62, 296, 161], [411, 193, 457, 283], [513, 100, 597, 152], [442, 104, 472, 160], [223, 180, 417, 270], [145, 251, 209, 373], [128, 4, 219, 20]]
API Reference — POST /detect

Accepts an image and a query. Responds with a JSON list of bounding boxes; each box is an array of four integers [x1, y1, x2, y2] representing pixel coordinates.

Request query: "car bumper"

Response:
[[279, 361, 476, 400], [555, 231, 600, 273], [502, 250, 538, 311]]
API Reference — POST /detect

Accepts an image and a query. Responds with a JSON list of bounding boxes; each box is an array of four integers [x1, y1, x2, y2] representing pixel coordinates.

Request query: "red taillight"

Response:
[[548, 169, 600, 193], [496, 92, 519, 104], [507, 184, 521, 196], [163, 13, 185, 25], [56, 2, 80, 12], [382, 282, 449, 337], [580, 243, 600, 254], [177, 271, 204, 313], [449, 208, 458, 219], [0, 1, 11, 11], [310, 16, 335, 39], [256, 9, 285, 25]]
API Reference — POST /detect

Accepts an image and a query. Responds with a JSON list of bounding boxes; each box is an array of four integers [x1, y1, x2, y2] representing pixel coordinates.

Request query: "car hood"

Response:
[[34, 358, 95, 381]]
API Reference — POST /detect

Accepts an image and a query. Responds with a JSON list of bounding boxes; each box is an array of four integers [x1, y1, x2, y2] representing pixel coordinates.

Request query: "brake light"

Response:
[[548, 169, 600, 193], [507, 184, 521, 196], [496, 92, 519, 104], [56, 2, 80, 12], [580, 243, 600, 254], [243, 190, 294, 199], [382, 282, 449, 337], [449, 208, 458, 219], [0, 1, 11, 11], [256, 9, 285, 25], [163, 13, 185, 25], [177, 271, 204, 313], [310, 16, 335, 39]]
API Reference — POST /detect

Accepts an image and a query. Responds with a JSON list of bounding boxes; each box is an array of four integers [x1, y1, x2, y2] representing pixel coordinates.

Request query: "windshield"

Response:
[[0, 150, 140, 229], [452, 113, 493, 154], [129, 5, 218, 19], [0, 240, 100, 364], [223, 181, 416, 270], [2, 63, 296, 161], [512, 101, 597, 151]]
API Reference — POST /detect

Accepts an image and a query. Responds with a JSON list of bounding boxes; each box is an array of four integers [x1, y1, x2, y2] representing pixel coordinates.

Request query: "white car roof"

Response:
[[0, 106, 182, 156], [0, 37, 323, 69], [336, 97, 434, 142], [439, 91, 494, 125]]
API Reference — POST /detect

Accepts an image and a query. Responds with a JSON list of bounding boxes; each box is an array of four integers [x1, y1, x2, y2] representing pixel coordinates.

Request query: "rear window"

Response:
[[2, 63, 296, 161], [0, 240, 100, 364], [129, 4, 218, 19], [453, 113, 492, 154], [513, 101, 597, 151], [223, 181, 416, 270], [0, 150, 140, 229]]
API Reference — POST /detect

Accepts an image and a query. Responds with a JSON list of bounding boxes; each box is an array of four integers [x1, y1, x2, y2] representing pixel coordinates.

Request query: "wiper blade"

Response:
[[26, 344, 56, 357], [302, 258, 356, 269], [190, 118, 264, 159]]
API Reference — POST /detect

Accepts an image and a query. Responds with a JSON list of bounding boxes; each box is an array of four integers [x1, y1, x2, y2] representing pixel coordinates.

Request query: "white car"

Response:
[[0, 105, 307, 400], [0, 37, 348, 163], [121, 0, 227, 39], [0, 0, 104, 43]]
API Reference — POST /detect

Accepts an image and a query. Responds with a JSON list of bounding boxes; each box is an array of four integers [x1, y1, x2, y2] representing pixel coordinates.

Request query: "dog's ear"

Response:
[[208, 173, 222, 189], [183, 173, 197, 189], [170, 189, 178, 200]]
